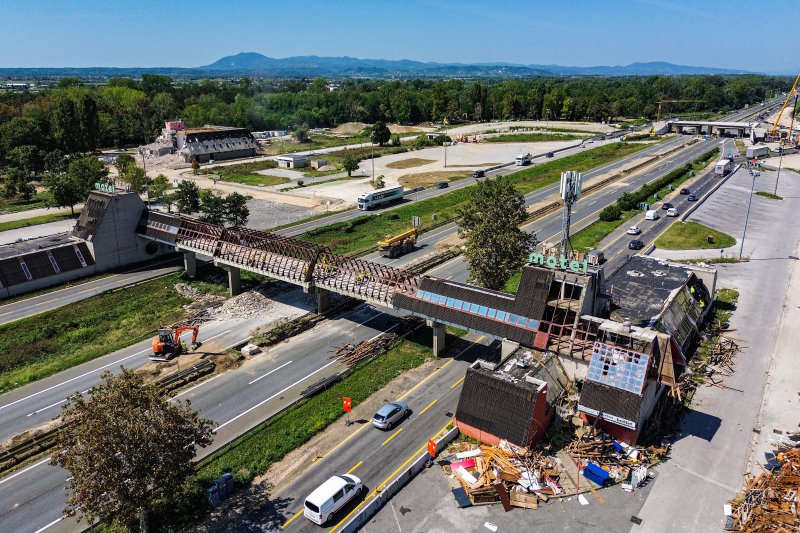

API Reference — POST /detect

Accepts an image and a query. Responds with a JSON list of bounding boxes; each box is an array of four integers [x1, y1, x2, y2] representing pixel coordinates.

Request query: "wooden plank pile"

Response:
[[727, 443, 800, 531], [442, 440, 564, 510], [331, 333, 399, 367], [568, 427, 668, 483]]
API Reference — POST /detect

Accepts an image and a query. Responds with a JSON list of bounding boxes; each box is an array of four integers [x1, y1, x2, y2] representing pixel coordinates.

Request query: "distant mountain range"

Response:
[[0, 52, 757, 79]]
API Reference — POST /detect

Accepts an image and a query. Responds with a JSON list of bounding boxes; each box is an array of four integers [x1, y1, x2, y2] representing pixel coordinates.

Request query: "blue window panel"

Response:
[[446, 297, 455, 307], [496, 311, 506, 321], [507, 314, 517, 323], [478, 306, 488, 316], [417, 289, 424, 298], [454, 299, 463, 309], [470, 303, 479, 313], [487, 309, 497, 319], [423, 291, 432, 301], [528, 319, 539, 329], [433, 294, 443, 304], [516, 316, 526, 326], [462, 301, 471, 310]]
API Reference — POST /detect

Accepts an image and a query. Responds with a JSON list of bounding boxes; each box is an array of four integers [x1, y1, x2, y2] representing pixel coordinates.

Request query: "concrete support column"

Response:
[[501, 339, 520, 359], [183, 251, 197, 279], [427, 319, 446, 357], [227, 266, 242, 297], [316, 287, 332, 314]]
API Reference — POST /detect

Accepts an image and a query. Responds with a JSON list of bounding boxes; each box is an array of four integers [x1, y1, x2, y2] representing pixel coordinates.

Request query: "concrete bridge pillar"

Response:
[[427, 319, 446, 357], [226, 266, 242, 296], [316, 287, 332, 314], [183, 251, 197, 278]]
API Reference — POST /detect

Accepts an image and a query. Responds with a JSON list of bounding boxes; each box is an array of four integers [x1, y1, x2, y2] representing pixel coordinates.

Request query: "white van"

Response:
[[666, 208, 679, 217], [645, 210, 660, 220], [304, 474, 363, 525]]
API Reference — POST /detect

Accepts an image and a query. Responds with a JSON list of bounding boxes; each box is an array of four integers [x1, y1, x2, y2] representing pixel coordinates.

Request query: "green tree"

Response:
[[2, 167, 34, 201], [342, 156, 359, 177], [174, 180, 200, 214], [68, 156, 109, 195], [44, 149, 68, 174], [51, 369, 214, 532], [115, 153, 136, 177], [456, 176, 534, 290], [150, 174, 170, 201], [7, 145, 42, 177], [44, 172, 83, 215], [122, 165, 148, 194], [293, 124, 310, 143], [224, 192, 250, 226], [371, 121, 391, 146], [199, 189, 226, 224]]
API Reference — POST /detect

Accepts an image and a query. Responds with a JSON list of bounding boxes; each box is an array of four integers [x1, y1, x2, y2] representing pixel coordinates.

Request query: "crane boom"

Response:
[[770, 74, 800, 136]]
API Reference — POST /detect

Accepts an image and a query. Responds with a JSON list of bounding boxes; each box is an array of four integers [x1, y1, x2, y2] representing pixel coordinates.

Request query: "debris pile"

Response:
[[174, 283, 226, 314], [441, 440, 563, 509], [726, 439, 800, 531], [332, 333, 399, 367], [679, 335, 741, 398], [568, 427, 668, 483], [211, 289, 273, 320]]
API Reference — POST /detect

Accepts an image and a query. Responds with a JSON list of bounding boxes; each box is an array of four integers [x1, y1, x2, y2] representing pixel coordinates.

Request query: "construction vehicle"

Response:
[[151, 324, 201, 361], [768, 74, 800, 144], [515, 153, 533, 166], [377, 228, 417, 258]]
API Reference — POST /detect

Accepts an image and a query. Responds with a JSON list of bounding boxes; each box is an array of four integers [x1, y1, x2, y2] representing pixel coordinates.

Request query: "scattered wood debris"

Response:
[[727, 439, 800, 531]]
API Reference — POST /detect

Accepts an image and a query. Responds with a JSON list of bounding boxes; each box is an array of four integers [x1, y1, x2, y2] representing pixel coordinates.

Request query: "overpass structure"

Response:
[[667, 120, 757, 136]]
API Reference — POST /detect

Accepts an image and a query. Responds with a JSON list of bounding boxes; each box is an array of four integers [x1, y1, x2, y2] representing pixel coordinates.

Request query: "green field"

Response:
[[207, 161, 289, 187], [570, 209, 640, 252], [486, 132, 586, 143], [0, 211, 78, 232], [655, 221, 736, 250], [0, 274, 191, 393], [1, 191, 53, 213], [302, 143, 652, 255]]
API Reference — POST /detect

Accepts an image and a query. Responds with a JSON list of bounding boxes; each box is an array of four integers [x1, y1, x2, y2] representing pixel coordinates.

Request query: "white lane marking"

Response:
[[248, 361, 293, 385], [32, 515, 66, 533], [202, 329, 232, 344], [0, 457, 50, 486], [171, 373, 224, 400], [15, 328, 230, 415], [214, 359, 339, 432]]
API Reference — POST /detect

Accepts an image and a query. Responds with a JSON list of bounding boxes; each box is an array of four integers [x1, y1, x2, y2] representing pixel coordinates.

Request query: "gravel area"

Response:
[[245, 198, 324, 230]]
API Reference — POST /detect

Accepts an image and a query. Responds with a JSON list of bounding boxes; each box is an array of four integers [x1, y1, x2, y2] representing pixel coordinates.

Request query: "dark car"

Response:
[[680, 188, 690, 195], [473, 170, 485, 179], [628, 239, 645, 250], [687, 194, 698, 201], [546, 152, 554, 158], [436, 181, 449, 189], [662, 202, 674, 210]]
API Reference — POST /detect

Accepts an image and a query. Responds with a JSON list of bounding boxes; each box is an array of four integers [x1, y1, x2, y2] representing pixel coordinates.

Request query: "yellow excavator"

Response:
[[377, 228, 418, 258]]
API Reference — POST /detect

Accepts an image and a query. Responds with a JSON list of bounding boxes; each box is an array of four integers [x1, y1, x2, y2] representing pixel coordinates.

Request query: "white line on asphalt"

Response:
[[248, 360, 293, 385], [214, 359, 340, 433], [171, 373, 223, 399], [0, 457, 50, 486], [32, 515, 66, 533], [366, 324, 397, 343], [27, 388, 89, 416], [220, 338, 251, 352]]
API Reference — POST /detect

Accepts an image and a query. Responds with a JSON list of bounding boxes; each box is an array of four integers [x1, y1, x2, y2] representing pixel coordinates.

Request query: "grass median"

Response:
[[302, 142, 652, 255], [0, 211, 78, 232], [207, 161, 289, 187], [0, 274, 191, 393], [655, 221, 735, 250], [486, 132, 586, 143]]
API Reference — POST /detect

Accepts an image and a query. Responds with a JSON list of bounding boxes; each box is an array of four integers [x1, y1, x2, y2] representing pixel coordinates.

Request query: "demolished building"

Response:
[[176, 125, 258, 163]]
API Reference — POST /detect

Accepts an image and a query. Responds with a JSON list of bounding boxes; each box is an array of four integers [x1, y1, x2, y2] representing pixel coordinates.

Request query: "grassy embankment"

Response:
[[755, 191, 782, 200], [206, 161, 289, 187], [303, 142, 652, 255], [655, 221, 736, 250], [485, 132, 586, 143], [0, 211, 79, 232]]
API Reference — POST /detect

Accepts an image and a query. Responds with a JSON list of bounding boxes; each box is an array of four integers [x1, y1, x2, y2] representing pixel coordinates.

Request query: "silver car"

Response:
[[371, 401, 409, 430]]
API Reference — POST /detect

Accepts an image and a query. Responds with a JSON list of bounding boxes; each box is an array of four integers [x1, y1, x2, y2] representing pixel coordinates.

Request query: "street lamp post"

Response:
[[774, 147, 785, 196], [739, 172, 757, 259], [139, 149, 150, 208]]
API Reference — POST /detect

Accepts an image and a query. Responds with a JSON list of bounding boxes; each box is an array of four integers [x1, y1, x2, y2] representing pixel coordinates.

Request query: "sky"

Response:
[[0, 0, 796, 73]]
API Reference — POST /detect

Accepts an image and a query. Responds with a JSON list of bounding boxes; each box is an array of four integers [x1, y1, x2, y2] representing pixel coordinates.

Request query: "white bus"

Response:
[[357, 186, 405, 210]]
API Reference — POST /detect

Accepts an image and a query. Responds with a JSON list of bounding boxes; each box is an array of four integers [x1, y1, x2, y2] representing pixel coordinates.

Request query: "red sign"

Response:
[[342, 397, 352, 413], [427, 438, 437, 458]]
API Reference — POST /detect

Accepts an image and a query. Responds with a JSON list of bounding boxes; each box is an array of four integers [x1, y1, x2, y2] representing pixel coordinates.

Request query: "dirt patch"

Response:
[[331, 122, 369, 135], [398, 171, 471, 188], [388, 124, 435, 134], [385, 158, 436, 169]]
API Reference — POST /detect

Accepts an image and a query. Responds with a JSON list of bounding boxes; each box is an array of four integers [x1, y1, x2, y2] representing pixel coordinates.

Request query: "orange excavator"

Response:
[[150, 325, 202, 361]]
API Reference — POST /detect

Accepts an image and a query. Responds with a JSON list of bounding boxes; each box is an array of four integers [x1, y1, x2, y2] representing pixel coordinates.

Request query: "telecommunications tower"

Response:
[[559, 170, 583, 257]]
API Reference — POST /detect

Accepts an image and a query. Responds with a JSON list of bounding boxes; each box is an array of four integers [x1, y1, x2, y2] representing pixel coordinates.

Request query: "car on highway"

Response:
[[626, 225, 642, 235], [304, 474, 363, 525], [473, 170, 485, 179], [680, 188, 691, 195], [546, 152, 554, 158], [662, 202, 674, 210], [372, 401, 409, 430], [667, 208, 679, 217], [687, 194, 698, 201], [628, 239, 645, 250], [436, 181, 449, 189], [645, 210, 660, 220]]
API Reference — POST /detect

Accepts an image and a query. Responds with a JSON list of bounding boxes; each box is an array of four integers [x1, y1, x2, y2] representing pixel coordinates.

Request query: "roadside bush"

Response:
[[599, 205, 622, 222], [297, 179, 304, 187]]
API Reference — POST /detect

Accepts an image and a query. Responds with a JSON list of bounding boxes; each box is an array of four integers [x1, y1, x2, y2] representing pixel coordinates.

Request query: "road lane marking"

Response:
[[419, 399, 437, 415], [281, 509, 304, 529], [321, 421, 370, 459], [32, 514, 66, 533], [381, 428, 404, 446], [214, 359, 339, 432], [248, 361, 293, 385], [346, 460, 363, 474], [450, 376, 465, 389], [171, 373, 223, 399], [0, 457, 50, 486], [27, 388, 89, 416]]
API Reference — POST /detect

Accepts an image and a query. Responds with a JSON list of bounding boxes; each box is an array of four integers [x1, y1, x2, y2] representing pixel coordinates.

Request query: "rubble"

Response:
[[727, 439, 800, 531], [210, 288, 273, 320], [330, 317, 422, 367]]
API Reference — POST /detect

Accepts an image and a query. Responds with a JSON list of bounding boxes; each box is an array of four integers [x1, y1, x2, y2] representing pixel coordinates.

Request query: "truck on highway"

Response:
[[357, 186, 404, 210], [377, 228, 418, 258], [746, 146, 769, 159], [714, 158, 735, 177], [515, 153, 532, 166]]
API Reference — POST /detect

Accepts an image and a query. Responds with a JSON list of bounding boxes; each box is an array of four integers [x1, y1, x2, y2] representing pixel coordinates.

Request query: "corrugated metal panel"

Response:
[[136, 211, 182, 244], [23, 251, 57, 280], [72, 193, 111, 241], [578, 380, 643, 424], [455, 367, 539, 447], [513, 266, 552, 319]]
